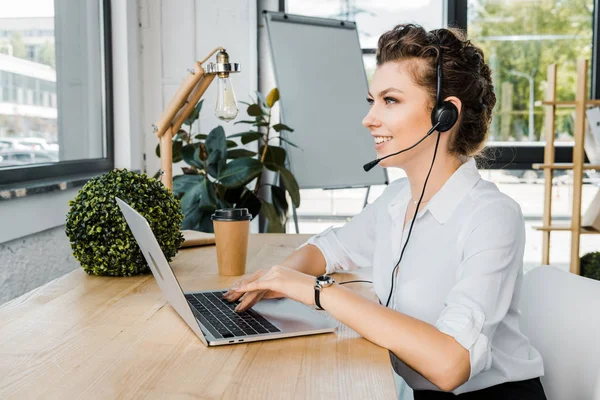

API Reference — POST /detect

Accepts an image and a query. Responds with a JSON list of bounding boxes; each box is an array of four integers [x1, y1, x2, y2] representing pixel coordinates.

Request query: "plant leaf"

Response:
[[236, 190, 261, 220], [264, 163, 278, 172], [226, 140, 237, 148], [271, 185, 289, 218], [181, 143, 204, 168], [228, 131, 263, 145], [223, 186, 245, 205], [242, 132, 263, 145], [207, 149, 225, 178], [277, 136, 301, 149], [247, 104, 264, 117], [259, 145, 286, 167], [172, 141, 184, 163], [272, 123, 294, 133], [206, 126, 227, 176], [197, 212, 215, 233], [194, 134, 208, 140], [218, 158, 264, 188], [227, 149, 258, 159], [180, 183, 202, 230], [261, 201, 285, 233], [173, 129, 189, 141], [172, 173, 204, 198], [277, 165, 300, 208], [228, 131, 259, 139], [234, 119, 258, 125], [266, 88, 280, 108], [185, 99, 204, 126], [155, 139, 184, 161], [198, 177, 218, 211]]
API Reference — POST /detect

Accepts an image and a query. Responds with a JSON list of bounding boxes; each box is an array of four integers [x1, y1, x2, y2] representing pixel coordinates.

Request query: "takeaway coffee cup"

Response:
[[211, 208, 252, 276]]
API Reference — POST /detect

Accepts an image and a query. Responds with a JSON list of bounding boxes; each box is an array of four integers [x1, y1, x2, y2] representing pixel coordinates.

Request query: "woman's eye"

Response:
[[384, 97, 397, 104], [366, 98, 374, 105]]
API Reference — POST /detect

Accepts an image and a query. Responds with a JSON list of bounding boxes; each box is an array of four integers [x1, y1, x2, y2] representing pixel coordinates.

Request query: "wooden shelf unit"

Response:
[[532, 59, 600, 274]]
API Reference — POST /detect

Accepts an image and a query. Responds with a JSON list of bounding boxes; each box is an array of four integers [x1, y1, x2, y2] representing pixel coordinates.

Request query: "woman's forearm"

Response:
[[279, 244, 327, 277], [320, 283, 470, 392]]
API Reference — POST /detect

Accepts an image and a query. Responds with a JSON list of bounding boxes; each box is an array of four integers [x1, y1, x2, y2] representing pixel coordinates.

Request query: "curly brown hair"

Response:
[[376, 24, 496, 159]]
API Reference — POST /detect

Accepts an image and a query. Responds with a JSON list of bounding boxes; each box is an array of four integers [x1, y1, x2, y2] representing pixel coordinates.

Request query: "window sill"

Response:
[[0, 173, 100, 202]]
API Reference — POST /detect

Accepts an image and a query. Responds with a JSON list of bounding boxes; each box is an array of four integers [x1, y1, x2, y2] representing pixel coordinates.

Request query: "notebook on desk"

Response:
[[115, 197, 337, 346]]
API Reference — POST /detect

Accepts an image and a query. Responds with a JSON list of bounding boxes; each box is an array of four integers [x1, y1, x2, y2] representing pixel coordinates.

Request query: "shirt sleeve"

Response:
[[434, 198, 526, 381], [296, 186, 391, 275]]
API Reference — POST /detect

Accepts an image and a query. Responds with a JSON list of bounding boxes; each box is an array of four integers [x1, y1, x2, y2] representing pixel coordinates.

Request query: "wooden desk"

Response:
[[0, 234, 397, 399]]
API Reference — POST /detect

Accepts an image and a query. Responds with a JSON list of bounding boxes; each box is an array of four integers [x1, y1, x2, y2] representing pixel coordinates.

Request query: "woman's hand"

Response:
[[223, 265, 316, 313], [222, 268, 285, 312]]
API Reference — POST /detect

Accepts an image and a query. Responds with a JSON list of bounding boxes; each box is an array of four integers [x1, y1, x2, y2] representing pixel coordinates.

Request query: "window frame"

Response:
[[361, 0, 599, 170], [0, 0, 114, 187]]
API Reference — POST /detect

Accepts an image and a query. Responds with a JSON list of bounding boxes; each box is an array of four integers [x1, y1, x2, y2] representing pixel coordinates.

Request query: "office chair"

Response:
[[519, 266, 600, 400]]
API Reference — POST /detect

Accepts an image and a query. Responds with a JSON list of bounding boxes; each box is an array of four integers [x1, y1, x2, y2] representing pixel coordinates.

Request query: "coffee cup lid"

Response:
[[211, 208, 252, 221]]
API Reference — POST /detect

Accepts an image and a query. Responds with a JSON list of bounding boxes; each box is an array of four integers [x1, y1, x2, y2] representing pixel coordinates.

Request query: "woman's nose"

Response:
[[362, 112, 380, 128]]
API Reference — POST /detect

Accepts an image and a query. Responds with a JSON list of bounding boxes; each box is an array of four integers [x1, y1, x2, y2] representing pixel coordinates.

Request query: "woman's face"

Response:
[[363, 60, 436, 169]]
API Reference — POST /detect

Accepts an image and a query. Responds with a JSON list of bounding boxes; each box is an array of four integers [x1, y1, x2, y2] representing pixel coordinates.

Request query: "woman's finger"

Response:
[[223, 269, 265, 298], [235, 290, 267, 313]]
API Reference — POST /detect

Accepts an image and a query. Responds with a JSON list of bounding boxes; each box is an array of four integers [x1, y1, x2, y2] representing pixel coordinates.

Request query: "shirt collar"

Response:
[[387, 157, 481, 224]]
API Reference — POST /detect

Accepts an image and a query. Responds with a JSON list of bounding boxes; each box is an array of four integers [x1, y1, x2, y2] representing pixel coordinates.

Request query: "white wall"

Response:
[[112, 0, 144, 171]]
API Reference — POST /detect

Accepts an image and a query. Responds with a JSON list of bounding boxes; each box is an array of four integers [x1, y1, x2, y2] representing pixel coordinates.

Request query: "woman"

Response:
[[223, 24, 546, 398]]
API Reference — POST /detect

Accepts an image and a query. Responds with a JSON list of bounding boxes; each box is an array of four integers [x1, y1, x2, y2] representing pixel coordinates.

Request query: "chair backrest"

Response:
[[519, 266, 600, 400]]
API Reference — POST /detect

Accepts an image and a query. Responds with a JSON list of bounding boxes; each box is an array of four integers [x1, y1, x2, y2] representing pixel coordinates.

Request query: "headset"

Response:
[[341, 31, 459, 309]]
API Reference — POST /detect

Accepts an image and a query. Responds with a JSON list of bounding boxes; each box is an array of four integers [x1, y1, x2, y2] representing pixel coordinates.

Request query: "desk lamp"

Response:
[[153, 47, 241, 190]]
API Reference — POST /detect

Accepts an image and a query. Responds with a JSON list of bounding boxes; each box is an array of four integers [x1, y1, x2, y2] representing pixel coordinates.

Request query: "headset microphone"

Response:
[[362, 122, 440, 172]]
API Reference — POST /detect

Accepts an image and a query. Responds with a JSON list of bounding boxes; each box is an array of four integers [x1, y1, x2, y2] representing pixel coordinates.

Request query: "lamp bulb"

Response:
[[215, 76, 238, 122]]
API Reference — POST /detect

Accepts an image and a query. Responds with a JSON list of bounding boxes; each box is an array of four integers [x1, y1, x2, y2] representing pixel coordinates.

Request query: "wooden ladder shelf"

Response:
[[532, 59, 600, 274]]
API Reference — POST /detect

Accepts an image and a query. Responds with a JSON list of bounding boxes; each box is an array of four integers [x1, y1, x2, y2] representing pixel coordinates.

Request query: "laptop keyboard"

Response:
[[185, 291, 281, 339]]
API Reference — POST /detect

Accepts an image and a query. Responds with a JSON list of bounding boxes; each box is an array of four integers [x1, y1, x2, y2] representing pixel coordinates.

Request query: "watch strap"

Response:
[[314, 283, 324, 310]]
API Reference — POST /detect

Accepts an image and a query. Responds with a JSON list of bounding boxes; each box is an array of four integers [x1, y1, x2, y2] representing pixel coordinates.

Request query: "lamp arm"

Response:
[[158, 73, 216, 191], [154, 61, 203, 139], [154, 46, 227, 191], [171, 73, 216, 135]]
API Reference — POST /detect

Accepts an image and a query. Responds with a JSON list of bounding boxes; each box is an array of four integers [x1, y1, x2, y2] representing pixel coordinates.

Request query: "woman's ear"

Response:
[[445, 96, 462, 115]]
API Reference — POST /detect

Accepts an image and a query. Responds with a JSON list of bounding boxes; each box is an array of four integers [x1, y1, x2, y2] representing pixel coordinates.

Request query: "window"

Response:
[[0, 0, 113, 186], [448, 0, 599, 169]]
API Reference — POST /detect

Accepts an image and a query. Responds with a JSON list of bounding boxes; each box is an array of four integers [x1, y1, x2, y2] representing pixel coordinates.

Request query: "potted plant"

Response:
[[156, 88, 300, 233], [65, 169, 185, 276], [580, 252, 600, 281]]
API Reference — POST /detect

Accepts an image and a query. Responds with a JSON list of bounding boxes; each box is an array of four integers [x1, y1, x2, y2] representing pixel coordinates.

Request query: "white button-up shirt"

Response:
[[299, 157, 544, 394]]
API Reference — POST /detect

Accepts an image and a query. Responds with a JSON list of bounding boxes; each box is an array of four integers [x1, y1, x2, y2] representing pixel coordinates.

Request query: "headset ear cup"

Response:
[[431, 101, 459, 132]]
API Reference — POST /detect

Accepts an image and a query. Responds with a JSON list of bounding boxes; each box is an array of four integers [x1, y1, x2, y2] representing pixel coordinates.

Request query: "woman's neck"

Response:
[[404, 154, 464, 203]]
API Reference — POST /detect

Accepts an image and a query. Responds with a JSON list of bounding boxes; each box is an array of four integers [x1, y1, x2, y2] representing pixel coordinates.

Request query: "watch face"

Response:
[[317, 275, 334, 284]]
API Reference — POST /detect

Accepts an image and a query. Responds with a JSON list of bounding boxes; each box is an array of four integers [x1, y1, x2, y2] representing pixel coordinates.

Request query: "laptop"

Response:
[[115, 197, 337, 346]]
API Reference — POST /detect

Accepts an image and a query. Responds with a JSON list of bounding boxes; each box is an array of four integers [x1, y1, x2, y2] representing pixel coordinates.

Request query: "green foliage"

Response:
[[580, 252, 600, 281], [65, 169, 184, 277], [159, 87, 301, 233], [470, 0, 593, 141]]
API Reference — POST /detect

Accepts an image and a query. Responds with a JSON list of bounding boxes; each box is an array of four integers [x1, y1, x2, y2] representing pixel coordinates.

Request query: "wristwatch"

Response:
[[314, 274, 335, 310]]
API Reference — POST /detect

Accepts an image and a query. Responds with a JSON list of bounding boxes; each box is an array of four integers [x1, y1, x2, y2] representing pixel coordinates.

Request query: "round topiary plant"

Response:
[[65, 169, 184, 276], [580, 252, 600, 281]]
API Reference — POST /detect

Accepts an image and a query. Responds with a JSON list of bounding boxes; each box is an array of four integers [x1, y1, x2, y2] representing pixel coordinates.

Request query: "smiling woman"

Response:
[[224, 22, 547, 399]]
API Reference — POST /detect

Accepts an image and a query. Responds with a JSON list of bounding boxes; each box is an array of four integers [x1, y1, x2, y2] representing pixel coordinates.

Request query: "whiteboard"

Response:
[[264, 11, 388, 189]]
